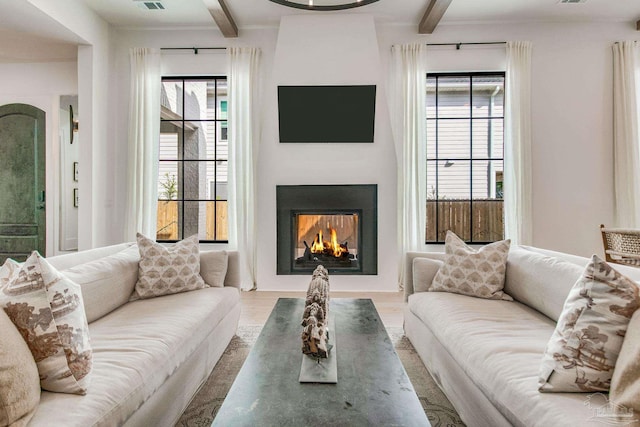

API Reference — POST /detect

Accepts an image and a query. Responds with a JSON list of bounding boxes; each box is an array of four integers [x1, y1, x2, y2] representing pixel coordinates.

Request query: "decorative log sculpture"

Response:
[[301, 265, 330, 358]]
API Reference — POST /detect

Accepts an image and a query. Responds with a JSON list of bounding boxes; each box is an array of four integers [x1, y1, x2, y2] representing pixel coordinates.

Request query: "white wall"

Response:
[[111, 27, 278, 249], [0, 61, 78, 257], [2, 3, 636, 284], [104, 18, 637, 290], [59, 95, 79, 252], [377, 21, 637, 258], [260, 15, 397, 291], [28, 0, 114, 251]]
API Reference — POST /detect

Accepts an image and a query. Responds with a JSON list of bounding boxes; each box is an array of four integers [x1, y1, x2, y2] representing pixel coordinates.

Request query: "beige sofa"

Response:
[[404, 245, 640, 427], [25, 243, 241, 427]]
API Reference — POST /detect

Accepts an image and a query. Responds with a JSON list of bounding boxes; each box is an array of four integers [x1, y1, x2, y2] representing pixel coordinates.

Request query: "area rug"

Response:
[[176, 326, 465, 427]]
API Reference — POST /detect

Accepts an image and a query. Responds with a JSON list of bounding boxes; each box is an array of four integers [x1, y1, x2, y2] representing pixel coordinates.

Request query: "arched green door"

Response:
[[0, 103, 46, 263]]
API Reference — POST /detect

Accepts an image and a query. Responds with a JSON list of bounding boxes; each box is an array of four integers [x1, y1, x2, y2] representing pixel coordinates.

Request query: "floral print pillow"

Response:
[[0, 252, 93, 395], [539, 255, 640, 392]]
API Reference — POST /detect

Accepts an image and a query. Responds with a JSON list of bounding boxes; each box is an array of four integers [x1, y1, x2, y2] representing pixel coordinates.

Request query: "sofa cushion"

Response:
[[0, 252, 92, 395], [505, 246, 584, 322], [0, 308, 40, 426], [199, 250, 228, 288], [407, 292, 596, 426], [413, 257, 443, 293], [132, 233, 206, 300], [47, 243, 136, 272], [28, 287, 240, 427], [430, 231, 512, 300], [62, 245, 139, 323], [539, 256, 640, 392], [611, 310, 640, 412]]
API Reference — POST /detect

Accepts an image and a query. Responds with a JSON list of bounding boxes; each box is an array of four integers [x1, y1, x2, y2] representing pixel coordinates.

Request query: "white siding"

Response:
[[426, 75, 504, 200]]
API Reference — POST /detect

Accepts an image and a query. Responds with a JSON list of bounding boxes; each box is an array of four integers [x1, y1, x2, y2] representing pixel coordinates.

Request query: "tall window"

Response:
[[426, 72, 505, 243], [157, 76, 228, 242]]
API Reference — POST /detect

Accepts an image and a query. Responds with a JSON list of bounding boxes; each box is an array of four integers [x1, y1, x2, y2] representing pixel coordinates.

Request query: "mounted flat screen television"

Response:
[[278, 85, 376, 143]]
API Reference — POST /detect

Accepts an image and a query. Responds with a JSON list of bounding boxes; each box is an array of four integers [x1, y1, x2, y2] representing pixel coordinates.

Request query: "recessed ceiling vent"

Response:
[[134, 0, 165, 10], [558, 0, 586, 3]]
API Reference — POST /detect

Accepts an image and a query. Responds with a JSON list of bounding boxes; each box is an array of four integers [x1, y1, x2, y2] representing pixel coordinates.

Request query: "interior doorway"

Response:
[[0, 103, 46, 262]]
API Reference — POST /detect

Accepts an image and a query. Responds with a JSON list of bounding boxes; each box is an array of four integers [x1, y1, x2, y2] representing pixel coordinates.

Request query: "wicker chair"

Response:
[[600, 224, 640, 267]]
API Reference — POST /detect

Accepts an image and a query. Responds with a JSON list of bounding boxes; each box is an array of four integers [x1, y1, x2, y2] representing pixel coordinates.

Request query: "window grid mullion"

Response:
[[181, 77, 186, 241], [469, 77, 474, 243], [426, 71, 505, 244], [159, 76, 229, 243], [213, 80, 219, 241], [434, 76, 440, 242]]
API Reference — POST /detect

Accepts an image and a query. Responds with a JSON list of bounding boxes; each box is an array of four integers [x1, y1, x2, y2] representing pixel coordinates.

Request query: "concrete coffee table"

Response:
[[212, 298, 430, 426]]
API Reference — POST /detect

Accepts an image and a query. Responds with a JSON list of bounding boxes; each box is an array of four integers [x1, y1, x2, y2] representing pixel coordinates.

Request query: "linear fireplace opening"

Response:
[[277, 185, 377, 275], [293, 211, 360, 272]]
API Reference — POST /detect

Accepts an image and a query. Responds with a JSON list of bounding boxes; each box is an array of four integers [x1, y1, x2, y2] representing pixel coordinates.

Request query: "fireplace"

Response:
[[277, 185, 377, 275]]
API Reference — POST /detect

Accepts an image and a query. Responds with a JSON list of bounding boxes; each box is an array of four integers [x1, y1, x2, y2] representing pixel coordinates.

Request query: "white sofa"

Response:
[[403, 245, 640, 427], [25, 243, 241, 427]]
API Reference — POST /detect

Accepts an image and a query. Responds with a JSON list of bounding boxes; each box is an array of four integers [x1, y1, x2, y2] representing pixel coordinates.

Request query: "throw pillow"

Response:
[[0, 252, 93, 395], [504, 247, 585, 322], [610, 309, 640, 411], [0, 308, 40, 426], [199, 250, 228, 288], [538, 255, 640, 392], [412, 257, 444, 293], [131, 233, 207, 300], [429, 231, 512, 300], [62, 245, 140, 322]]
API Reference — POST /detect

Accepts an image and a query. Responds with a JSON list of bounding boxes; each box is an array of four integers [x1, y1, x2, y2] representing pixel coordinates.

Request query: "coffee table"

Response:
[[212, 298, 430, 426]]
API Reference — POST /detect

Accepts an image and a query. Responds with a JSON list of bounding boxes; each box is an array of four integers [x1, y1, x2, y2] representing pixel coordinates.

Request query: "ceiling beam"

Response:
[[208, 0, 238, 38], [419, 0, 453, 34]]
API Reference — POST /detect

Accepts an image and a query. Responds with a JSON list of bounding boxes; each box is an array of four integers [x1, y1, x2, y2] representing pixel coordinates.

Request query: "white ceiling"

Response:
[[0, 0, 639, 62], [81, 0, 640, 29]]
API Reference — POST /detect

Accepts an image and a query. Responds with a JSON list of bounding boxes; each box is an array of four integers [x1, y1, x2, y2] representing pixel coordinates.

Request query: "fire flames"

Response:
[[310, 226, 348, 258]]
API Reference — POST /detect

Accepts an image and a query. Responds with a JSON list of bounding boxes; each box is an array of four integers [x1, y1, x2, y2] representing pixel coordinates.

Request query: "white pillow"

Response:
[[539, 256, 640, 392], [412, 257, 443, 293], [504, 247, 584, 322], [199, 250, 228, 288], [131, 233, 207, 300], [610, 310, 640, 412], [62, 245, 140, 322], [429, 231, 512, 301], [0, 308, 40, 425], [0, 252, 93, 395]]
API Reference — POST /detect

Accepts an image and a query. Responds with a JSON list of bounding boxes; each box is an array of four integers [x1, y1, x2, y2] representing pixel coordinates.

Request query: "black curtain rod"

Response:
[[427, 42, 507, 50], [161, 47, 227, 54]]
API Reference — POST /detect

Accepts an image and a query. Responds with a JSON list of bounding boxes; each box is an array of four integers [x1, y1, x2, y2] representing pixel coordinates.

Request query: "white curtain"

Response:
[[504, 41, 533, 245], [124, 48, 161, 241], [612, 41, 640, 228], [228, 47, 261, 290], [389, 43, 427, 289]]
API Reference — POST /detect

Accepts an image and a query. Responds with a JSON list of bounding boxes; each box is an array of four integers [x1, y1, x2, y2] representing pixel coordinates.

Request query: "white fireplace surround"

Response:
[[255, 15, 398, 291]]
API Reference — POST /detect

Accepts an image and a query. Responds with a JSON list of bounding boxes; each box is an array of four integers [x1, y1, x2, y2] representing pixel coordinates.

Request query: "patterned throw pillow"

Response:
[[539, 255, 640, 392], [131, 233, 207, 300], [0, 252, 93, 395], [429, 231, 512, 300]]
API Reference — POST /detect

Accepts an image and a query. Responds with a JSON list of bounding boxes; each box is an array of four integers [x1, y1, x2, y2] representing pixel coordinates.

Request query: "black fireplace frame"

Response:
[[276, 184, 378, 275]]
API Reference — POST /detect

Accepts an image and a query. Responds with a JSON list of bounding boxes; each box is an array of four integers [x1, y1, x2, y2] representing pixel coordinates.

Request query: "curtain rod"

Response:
[[427, 42, 507, 50], [161, 47, 227, 54]]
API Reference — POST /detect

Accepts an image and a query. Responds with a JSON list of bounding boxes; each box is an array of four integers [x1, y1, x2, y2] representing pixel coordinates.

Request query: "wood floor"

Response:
[[239, 290, 406, 328]]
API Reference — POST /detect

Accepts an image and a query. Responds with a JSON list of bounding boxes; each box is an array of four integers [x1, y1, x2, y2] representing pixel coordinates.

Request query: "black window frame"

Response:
[[426, 71, 506, 245], [158, 75, 229, 243]]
